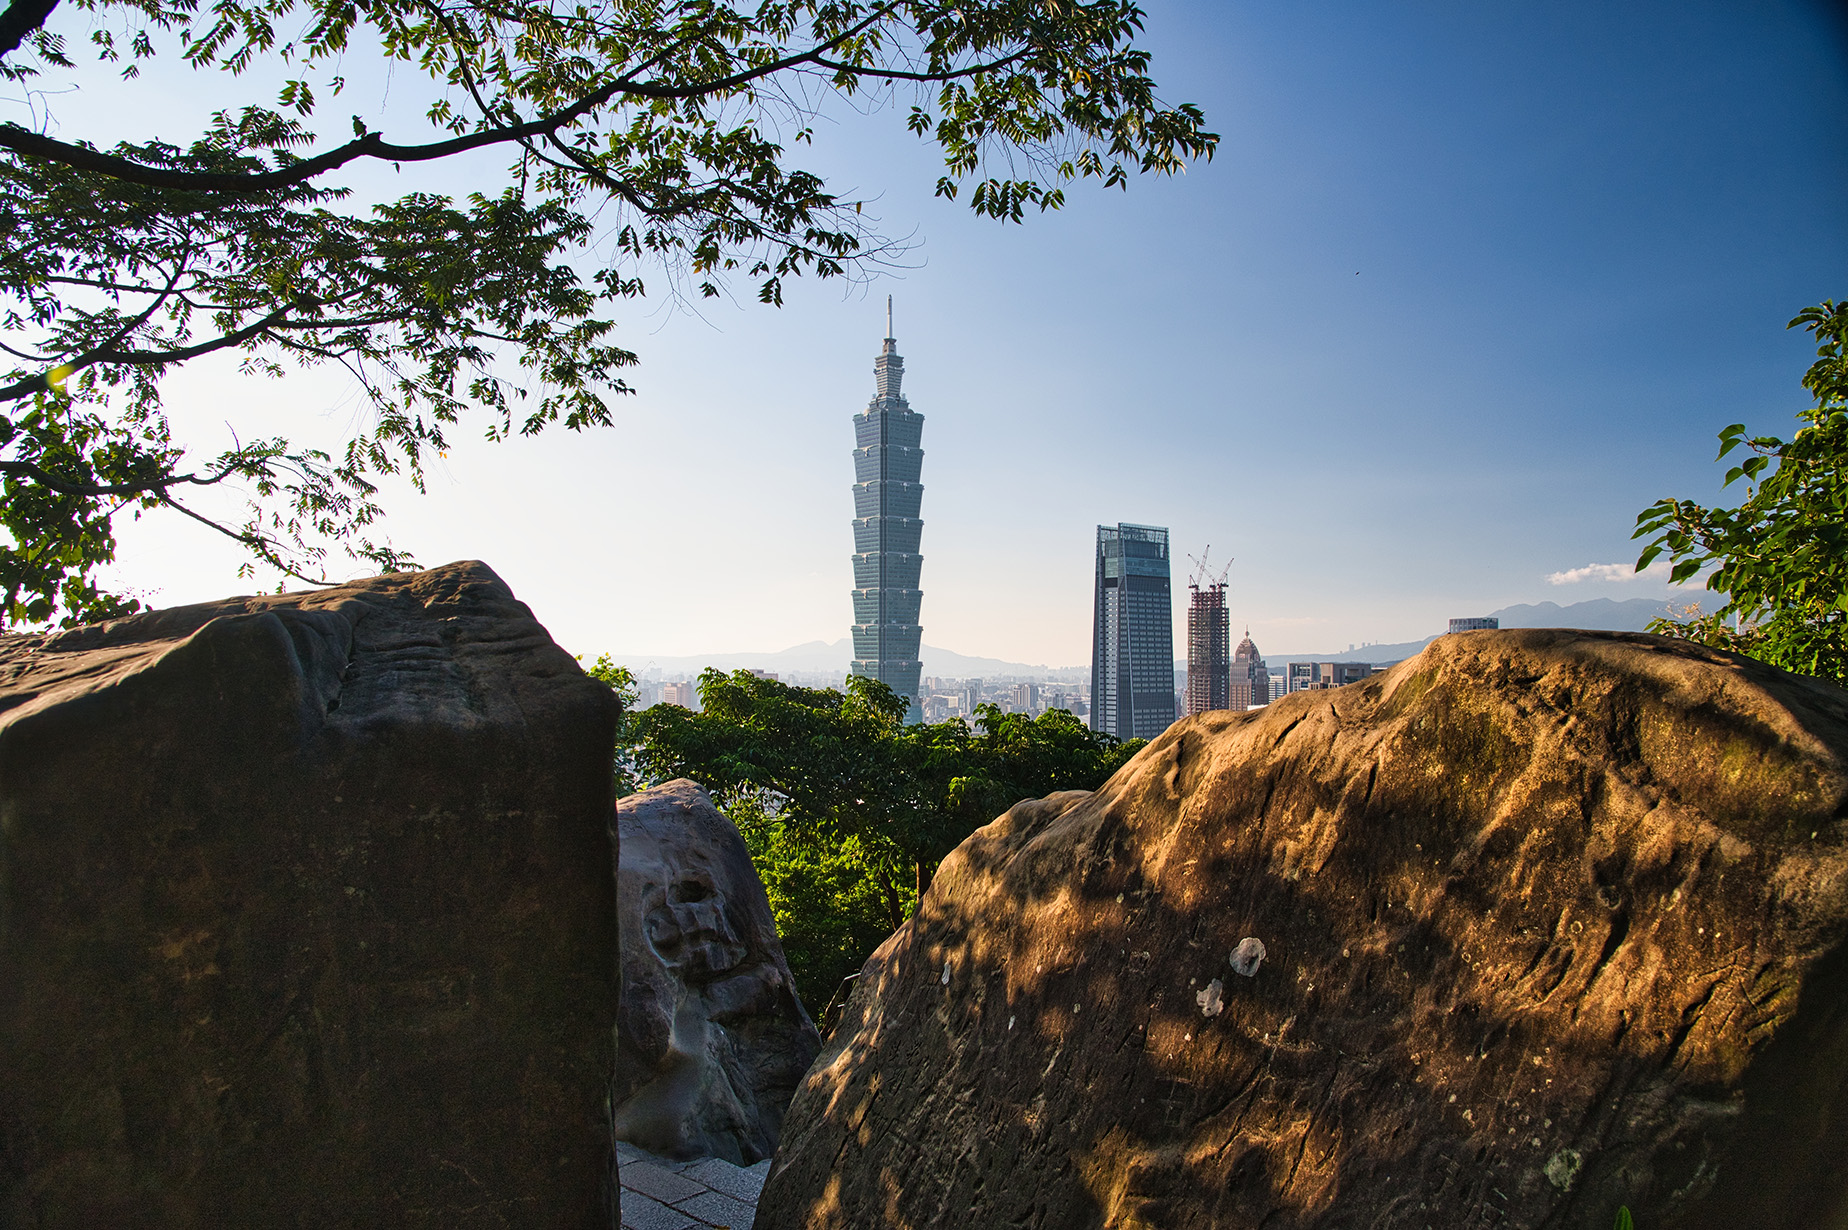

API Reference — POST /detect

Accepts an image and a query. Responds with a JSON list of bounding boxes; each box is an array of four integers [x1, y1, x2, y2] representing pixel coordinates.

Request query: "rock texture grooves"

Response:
[[755, 630, 1848, 1230], [612, 780, 820, 1164], [0, 561, 620, 1228]]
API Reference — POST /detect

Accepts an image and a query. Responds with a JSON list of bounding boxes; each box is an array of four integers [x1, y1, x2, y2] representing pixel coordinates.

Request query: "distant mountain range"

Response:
[[603, 638, 1084, 681], [609, 597, 1686, 682], [1261, 597, 1683, 666]]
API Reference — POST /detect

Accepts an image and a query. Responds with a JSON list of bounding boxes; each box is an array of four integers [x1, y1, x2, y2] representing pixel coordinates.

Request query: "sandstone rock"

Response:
[[756, 630, 1848, 1229], [612, 780, 819, 1165], [0, 562, 620, 1228]]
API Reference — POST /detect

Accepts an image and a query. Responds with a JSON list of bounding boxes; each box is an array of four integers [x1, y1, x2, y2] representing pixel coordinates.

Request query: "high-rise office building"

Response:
[[1183, 579, 1230, 715], [1092, 523, 1178, 739], [850, 299, 924, 720]]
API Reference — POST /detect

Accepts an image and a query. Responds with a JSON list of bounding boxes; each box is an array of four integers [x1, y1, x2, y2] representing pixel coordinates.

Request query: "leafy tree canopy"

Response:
[[629, 667, 1141, 1008], [1635, 301, 1848, 685], [0, 0, 1214, 624], [582, 651, 644, 795]]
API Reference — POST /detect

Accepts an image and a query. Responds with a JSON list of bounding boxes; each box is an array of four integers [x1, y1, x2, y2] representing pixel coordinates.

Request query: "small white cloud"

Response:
[[1546, 561, 1672, 586]]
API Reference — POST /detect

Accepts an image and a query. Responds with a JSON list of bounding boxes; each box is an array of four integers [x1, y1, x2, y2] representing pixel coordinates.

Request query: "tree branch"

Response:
[[0, 456, 245, 497], [0, 3, 903, 194], [0, 0, 59, 59], [810, 48, 1034, 83], [155, 492, 334, 587], [0, 302, 298, 403]]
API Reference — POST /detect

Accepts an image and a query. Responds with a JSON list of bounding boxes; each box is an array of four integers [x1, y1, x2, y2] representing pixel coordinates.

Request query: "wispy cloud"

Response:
[[1546, 561, 1672, 585]]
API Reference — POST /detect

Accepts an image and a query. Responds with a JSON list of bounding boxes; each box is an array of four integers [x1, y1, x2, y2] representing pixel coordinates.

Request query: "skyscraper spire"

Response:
[[874, 305, 904, 397]]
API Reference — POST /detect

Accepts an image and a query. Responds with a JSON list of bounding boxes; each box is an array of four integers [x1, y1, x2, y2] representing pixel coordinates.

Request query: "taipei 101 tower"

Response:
[[849, 298, 924, 721]]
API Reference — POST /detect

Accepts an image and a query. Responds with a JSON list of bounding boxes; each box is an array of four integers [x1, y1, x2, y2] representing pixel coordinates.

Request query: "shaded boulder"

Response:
[[612, 779, 820, 1164], [0, 562, 619, 1228], [756, 630, 1848, 1229]]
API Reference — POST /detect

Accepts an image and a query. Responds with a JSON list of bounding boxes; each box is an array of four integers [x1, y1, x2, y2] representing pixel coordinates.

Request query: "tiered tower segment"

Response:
[[850, 298, 924, 719]]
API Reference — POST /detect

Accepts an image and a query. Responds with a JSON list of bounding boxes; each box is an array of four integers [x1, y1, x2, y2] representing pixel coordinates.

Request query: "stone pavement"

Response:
[[616, 1140, 770, 1230]]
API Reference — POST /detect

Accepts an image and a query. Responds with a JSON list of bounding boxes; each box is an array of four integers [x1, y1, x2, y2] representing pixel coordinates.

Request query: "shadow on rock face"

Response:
[[755, 629, 1848, 1230], [611, 779, 820, 1164]]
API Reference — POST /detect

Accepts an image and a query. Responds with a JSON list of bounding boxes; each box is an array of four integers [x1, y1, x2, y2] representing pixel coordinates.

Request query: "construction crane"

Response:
[[1187, 545, 1233, 593]]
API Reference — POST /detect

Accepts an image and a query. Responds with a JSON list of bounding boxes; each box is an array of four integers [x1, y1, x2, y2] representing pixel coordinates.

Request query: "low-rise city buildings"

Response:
[[1285, 661, 1376, 692]]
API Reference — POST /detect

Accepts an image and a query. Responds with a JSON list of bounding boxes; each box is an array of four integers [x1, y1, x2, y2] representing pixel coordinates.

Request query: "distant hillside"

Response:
[[1259, 597, 1682, 666], [1490, 597, 1680, 631], [602, 639, 850, 677], [601, 638, 1081, 681]]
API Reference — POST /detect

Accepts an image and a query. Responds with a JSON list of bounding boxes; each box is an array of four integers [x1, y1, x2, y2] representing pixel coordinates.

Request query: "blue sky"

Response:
[[25, 0, 1848, 664]]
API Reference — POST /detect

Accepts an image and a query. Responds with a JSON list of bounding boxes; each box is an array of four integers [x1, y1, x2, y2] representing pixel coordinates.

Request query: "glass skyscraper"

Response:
[[1092, 523, 1177, 739], [850, 300, 924, 720]]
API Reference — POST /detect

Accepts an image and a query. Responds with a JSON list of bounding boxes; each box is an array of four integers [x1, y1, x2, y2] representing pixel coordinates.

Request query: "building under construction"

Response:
[[1183, 549, 1232, 716]]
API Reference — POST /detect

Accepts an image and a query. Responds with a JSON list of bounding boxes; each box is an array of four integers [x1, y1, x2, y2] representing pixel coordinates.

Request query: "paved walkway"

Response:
[[616, 1140, 770, 1230]]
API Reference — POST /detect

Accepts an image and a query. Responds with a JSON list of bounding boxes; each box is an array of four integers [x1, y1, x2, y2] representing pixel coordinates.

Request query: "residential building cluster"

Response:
[[628, 668, 787, 713], [916, 678, 1091, 725]]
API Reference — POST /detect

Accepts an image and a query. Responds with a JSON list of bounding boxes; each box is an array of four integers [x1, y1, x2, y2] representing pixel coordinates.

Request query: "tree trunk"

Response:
[[876, 868, 901, 932]]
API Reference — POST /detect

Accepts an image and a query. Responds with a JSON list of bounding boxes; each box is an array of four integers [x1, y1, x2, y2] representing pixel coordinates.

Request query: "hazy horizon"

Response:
[[599, 595, 1685, 679]]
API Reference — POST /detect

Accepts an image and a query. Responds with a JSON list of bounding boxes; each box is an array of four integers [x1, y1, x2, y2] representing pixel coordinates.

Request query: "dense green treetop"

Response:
[[1635, 300, 1848, 685], [627, 668, 1141, 1004], [633, 669, 929, 929], [0, 0, 1215, 624]]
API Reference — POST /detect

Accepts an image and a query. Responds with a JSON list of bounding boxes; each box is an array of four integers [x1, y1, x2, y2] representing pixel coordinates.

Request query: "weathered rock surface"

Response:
[[613, 780, 819, 1164], [755, 630, 1848, 1229], [0, 562, 620, 1228]]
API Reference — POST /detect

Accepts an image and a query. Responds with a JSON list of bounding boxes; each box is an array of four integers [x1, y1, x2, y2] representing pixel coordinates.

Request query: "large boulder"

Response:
[[755, 630, 1848, 1229], [0, 562, 620, 1228], [612, 780, 820, 1164]]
